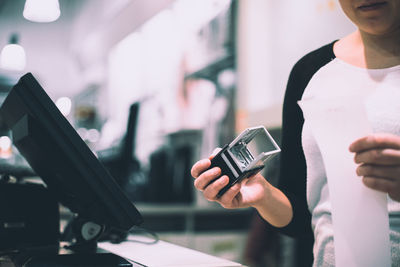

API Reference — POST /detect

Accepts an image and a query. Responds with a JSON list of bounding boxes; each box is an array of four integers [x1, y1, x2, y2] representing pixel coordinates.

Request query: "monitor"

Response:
[[0, 73, 143, 241]]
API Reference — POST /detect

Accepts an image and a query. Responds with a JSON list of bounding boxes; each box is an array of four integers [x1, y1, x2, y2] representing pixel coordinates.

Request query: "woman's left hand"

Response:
[[349, 133, 400, 202]]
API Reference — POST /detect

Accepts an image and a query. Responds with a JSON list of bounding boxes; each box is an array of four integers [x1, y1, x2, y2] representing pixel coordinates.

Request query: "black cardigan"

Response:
[[275, 41, 336, 237]]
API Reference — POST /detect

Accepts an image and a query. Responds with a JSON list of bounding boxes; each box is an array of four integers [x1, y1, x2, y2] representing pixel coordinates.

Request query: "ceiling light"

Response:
[[23, 0, 61, 23], [0, 136, 12, 158], [0, 34, 26, 72], [56, 97, 72, 116]]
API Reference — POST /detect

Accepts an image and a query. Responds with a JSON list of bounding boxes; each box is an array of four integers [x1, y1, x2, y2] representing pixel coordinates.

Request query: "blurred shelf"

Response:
[[185, 52, 235, 81], [135, 203, 254, 233], [136, 202, 248, 214]]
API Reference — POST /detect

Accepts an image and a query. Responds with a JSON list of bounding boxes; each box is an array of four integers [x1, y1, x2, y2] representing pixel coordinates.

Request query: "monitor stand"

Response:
[[22, 217, 134, 267]]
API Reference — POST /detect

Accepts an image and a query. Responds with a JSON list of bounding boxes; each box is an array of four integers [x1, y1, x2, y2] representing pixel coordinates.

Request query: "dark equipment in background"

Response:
[[98, 102, 147, 202], [97, 101, 200, 204], [0, 73, 143, 266], [0, 183, 59, 253], [146, 129, 201, 204]]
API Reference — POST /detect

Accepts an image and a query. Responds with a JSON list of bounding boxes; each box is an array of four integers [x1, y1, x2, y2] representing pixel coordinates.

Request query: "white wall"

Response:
[[69, 0, 175, 75], [236, 0, 356, 129]]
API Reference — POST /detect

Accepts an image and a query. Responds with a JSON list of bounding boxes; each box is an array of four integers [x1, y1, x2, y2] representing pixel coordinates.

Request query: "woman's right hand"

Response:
[[190, 150, 270, 210]]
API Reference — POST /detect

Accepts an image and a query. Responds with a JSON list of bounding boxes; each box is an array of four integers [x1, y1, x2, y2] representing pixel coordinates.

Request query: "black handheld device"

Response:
[[208, 126, 280, 197]]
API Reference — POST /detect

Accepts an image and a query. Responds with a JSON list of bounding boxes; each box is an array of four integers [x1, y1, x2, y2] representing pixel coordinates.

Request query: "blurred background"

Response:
[[0, 0, 355, 266]]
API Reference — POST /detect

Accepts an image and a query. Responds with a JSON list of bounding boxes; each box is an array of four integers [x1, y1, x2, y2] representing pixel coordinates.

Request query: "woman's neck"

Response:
[[334, 29, 400, 69]]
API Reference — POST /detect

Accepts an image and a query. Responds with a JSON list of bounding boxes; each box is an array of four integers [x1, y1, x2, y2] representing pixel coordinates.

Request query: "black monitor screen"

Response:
[[0, 73, 143, 231]]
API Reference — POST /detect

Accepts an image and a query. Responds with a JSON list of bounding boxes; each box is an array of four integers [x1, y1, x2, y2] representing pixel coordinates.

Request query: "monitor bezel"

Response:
[[0, 73, 143, 231]]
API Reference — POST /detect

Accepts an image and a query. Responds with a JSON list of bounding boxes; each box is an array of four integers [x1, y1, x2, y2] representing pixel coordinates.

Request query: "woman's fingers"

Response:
[[350, 134, 400, 152], [203, 175, 229, 201], [191, 159, 211, 178], [356, 164, 400, 180], [350, 134, 400, 201], [219, 183, 242, 208], [191, 147, 242, 206], [193, 167, 221, 191], [191, 147, 222, 178], [362, 176, 400, 201], [354, 148, 400, 165]]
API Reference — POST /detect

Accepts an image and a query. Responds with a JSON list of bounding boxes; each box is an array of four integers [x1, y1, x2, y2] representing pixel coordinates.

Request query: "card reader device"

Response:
[[208, 126, 280, 197]]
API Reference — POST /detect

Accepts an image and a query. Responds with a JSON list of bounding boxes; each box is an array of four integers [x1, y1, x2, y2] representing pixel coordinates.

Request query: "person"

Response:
[[191, 0, 400, 266]]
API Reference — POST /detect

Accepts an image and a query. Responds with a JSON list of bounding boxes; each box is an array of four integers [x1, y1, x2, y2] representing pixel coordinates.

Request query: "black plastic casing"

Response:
[[208, 144, 264, 197]]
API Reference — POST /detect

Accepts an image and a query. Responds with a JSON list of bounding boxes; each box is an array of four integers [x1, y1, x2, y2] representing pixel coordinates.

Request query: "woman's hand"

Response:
[[190, 150, 269, 210], [349, 133, 400, 202]]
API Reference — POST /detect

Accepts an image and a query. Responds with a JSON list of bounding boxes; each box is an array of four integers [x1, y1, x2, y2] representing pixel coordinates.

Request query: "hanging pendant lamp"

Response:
[[0, 34, 26, 71], [23, 0, 61, 23]]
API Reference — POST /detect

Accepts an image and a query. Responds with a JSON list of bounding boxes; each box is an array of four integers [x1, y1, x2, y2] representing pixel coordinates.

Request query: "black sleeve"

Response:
[[271, 42, 336, 238]]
